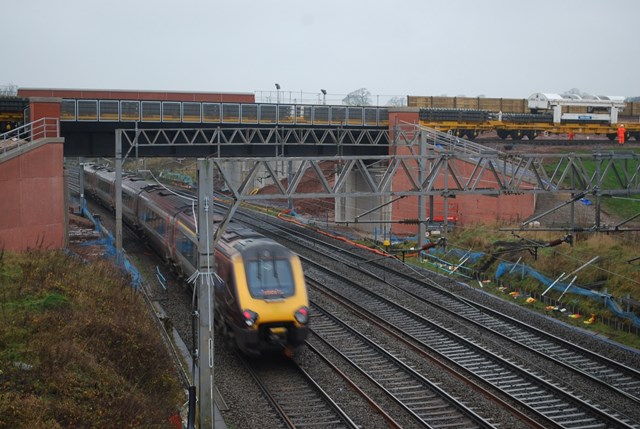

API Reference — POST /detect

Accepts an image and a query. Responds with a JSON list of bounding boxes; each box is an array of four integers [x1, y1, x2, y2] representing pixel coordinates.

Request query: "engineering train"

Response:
[[82, 163, 310, 356], [412, 92, 640, 141]]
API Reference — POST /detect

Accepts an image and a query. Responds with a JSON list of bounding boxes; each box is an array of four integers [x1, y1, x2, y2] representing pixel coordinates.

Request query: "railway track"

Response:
[[239, 351, 359, 429], [308, 299, 497, 428], [306, 261, 637, 428], [234, 207, 640, 399], [231, 207, 640, 428]]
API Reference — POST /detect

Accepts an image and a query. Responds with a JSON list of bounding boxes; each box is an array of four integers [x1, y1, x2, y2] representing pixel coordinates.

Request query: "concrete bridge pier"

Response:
[[217, 159, 302, 195], [335, 164, 392, 242]]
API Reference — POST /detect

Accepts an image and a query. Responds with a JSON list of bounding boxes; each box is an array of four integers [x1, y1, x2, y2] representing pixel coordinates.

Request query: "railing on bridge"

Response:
[[395, 121, 504, 155], [0, 117, 60, 157], [59, 99, 390, 127]]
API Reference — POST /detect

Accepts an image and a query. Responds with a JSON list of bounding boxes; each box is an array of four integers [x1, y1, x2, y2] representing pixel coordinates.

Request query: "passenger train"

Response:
[[83, 164, 310, 356]]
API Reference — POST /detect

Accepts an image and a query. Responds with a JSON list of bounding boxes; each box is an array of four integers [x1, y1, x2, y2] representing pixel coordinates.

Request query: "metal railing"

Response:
[[395, 121, 503, 156], [59, 98, 390, 127], [0, 117, 60, 156]]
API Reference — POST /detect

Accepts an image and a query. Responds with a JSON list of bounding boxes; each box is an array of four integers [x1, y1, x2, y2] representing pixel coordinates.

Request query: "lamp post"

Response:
[[321, 89, 326, 105], [275, 83, 280, 104]]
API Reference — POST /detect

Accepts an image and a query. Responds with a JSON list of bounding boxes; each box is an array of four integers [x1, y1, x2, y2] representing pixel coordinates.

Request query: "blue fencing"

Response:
[[496, 261, 640, 328], [79, 204, 142, 289]]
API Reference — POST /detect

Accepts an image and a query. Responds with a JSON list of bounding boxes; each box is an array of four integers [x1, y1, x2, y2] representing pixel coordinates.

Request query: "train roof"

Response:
[[222, 224, 265, 242], [85, 164, 116, 182], [122, 175, 158, 194], [139, 186, 193, 216]]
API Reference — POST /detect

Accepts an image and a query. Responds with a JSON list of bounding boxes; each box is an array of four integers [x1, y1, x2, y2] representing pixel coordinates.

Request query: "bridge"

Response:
[[3, 87, 640, 254], [18, 88, 391, 158]]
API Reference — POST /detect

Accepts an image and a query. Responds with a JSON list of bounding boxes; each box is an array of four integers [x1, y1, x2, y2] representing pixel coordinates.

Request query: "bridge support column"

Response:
[[335, 164, 391, 241], [217, 159, 301, 196]]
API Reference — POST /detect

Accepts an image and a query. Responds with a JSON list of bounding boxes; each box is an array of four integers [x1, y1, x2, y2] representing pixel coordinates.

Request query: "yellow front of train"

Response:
[[230, 244, 309, 356]]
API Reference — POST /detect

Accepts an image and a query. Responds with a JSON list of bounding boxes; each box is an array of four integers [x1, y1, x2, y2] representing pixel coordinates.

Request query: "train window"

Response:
[[175, 228, 197, 268], [99, 100, 119, 121], [140, 206, 165, 235], [60, 99, 76, 121], [121, 101, 140, 121], [183, 102, 201, 123], [162, 102, 181, 122], [141, 101, 161, 122], [153, 215, 166, 235], [98, 180, 111, 194], [244, 259, 295, 299], [122, 191, 136, 211], [140, 207, 152, 222], [203, 103, 221, 122], [77, 100, 98, 121], [241, 104, 258, 124], [222, 104, 240, 123]]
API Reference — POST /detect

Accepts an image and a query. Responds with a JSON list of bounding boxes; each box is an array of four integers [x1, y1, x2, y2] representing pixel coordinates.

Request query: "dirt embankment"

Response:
[[256, 161, 336, 219]]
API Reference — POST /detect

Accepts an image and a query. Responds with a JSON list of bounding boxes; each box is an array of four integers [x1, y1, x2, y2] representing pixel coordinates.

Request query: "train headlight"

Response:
[[242, 309, 258, 327], [294, 306, 309, 325]]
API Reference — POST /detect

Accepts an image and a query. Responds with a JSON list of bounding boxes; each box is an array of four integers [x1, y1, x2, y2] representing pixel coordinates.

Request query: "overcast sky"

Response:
[[5, 0, 639, 103]]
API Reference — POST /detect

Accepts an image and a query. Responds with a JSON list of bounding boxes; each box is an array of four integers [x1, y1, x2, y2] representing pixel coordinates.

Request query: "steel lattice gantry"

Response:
[[117, 125, 640, 200], [116, 124, 640, 238]]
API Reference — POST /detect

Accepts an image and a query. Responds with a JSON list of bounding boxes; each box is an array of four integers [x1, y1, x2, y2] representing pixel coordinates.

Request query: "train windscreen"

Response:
[[244, 257, 295, 299]]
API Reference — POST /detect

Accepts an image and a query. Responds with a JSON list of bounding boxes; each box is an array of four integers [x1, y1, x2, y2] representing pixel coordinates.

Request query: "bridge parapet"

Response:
[[0, 117, 60, 162]]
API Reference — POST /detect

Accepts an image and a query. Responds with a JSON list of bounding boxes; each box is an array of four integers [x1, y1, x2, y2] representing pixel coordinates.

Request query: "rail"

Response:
[[0, 117, 60, 156]]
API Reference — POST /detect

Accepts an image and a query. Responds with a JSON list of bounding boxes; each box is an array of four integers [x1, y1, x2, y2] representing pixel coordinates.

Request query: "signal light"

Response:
[[294, 306, 309, 324], [243, 309, 258, 327]]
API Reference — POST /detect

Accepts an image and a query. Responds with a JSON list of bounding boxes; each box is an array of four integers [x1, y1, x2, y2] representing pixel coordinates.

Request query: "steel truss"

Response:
[[119, 125, 640, 197], [116, 124, 640, 233], [120, 126, 390, 157]]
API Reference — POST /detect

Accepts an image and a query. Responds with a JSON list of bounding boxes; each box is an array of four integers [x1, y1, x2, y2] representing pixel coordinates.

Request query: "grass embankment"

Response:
[[544, 149, 640, 218], [405, 225, 640, 349], [0, 250, 184, 429]]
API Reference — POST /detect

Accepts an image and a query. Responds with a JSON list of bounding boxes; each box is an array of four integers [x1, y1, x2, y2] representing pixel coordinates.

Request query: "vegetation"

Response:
[[409, 225, 640, 349], [0, 250, 184, 428], [342, 88, 372, 106], [542, 149, 640, 219]]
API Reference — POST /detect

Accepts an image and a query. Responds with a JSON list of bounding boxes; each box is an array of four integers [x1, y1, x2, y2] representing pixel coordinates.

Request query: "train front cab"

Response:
[[216, 243, 309, 356]]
